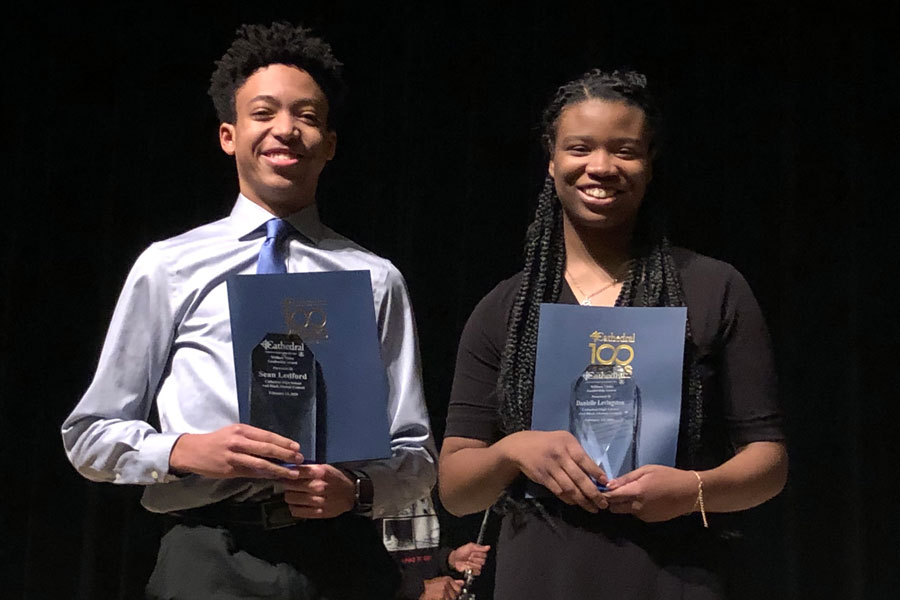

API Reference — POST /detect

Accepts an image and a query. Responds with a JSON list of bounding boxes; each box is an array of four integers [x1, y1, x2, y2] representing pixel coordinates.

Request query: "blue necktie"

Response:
[[256, 218, 292, 274]]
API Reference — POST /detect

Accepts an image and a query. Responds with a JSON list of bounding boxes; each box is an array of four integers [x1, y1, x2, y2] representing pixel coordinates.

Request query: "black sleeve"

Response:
[[715, 268, 785, 446], [434, 546, 456, 577], [444, 276, 520, 443], [677, 249, 785, 449]]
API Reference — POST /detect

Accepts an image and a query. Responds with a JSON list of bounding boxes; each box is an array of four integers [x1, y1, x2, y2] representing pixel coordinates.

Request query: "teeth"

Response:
[[583, 188, 613, 199], [267, 152, 295, 160]]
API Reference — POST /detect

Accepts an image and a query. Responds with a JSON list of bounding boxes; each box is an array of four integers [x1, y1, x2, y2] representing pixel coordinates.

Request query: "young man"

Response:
[[62, 22, 435, 599]]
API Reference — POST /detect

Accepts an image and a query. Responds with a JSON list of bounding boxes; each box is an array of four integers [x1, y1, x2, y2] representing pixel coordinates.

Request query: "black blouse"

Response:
[[445, 248, 785, 463]]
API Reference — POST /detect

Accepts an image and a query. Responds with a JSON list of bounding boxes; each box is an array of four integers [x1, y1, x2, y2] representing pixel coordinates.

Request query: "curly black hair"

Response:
[[497, 69, 706, 476], [208, 22, 346, 128]]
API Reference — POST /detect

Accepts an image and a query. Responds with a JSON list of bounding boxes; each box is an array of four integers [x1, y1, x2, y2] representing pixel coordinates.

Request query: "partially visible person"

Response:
[[61, 22, 435, 600], [418, 543, 489, 600], [378, 495, 490, 600], [440, 69, 787, 599]]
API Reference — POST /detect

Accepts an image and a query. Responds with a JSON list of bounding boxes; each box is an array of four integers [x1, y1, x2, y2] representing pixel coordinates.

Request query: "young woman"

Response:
[[439, 70, 787, 599]]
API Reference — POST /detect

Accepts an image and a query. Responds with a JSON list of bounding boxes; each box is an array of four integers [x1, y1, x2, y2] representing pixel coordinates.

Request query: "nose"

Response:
[[271, 111, 298, 140], [585, 150, 617, 177]]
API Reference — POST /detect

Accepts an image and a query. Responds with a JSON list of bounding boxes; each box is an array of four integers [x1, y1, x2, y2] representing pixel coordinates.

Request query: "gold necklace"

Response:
[[566, 263, 630, 306]]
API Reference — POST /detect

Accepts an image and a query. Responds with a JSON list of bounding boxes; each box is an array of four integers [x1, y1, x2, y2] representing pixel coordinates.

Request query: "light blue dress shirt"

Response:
[[62, 195, 436, 516]]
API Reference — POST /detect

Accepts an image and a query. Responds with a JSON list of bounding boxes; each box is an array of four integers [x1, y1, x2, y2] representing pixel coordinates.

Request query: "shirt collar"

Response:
[[230, 194, 325, 245]]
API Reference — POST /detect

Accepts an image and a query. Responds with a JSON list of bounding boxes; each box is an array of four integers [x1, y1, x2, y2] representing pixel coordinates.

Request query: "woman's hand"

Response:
[[603, 465, 699, 522], [601, 441, 789, 523], [439, 430, 609, 516], [501, 430, 608, 513]]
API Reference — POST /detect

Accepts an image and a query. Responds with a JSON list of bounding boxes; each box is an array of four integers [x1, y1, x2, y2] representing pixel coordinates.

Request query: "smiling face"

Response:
[[219, 63, 337, 216], [548, 99, 652, 235]]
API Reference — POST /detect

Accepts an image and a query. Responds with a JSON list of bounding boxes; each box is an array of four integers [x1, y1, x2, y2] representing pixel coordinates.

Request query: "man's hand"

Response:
[[168, 424, 303, 479], [420, 576, 463, 600], [603, 465, 698, 522], [501, 430, 608, 513], [282, 464, 356, 519], [447, 542, 490, 575]]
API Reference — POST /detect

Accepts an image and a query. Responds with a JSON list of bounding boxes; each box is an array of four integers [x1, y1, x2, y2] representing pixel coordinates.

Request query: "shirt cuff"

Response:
[[115, 432, 184, 484]]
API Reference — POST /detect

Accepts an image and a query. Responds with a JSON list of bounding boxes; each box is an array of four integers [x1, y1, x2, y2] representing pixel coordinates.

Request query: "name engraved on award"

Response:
[[251, 332, 317, 463], [570, 334, 641, 478]]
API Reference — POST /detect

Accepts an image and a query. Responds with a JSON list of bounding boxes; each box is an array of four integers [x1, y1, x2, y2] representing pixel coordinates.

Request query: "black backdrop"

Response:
[[3, 3, 899, 599]]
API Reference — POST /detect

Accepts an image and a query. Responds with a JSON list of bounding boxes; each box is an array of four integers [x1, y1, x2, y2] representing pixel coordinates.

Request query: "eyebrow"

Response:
[[560, 135, 646, 145], [247, 95, 324, 108]]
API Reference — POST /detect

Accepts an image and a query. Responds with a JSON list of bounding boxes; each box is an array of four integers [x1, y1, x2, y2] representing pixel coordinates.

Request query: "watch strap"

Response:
[[344, 468, 374, 515]]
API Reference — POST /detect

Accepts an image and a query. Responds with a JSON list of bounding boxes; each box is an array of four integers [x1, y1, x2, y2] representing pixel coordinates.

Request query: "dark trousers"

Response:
[[146, 514, 400, 600]]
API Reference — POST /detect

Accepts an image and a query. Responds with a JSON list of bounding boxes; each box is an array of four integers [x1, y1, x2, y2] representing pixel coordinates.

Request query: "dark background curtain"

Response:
[[3, 3, 898, 598]]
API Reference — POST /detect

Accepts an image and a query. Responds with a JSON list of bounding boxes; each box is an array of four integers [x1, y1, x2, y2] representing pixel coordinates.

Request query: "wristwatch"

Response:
[[345, 469, 374, 515]]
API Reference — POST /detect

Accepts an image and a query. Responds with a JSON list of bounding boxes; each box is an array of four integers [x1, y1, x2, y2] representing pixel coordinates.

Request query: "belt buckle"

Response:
[[259, 500, 298, 530]]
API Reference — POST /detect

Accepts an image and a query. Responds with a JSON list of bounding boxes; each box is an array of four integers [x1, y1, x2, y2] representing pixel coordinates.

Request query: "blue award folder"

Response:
[[531, 305, 686, 480], [227, 270, 391, 464]]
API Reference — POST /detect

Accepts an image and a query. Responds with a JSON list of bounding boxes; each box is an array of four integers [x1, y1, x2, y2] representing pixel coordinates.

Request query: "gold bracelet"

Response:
[[691, 471, 709, 528]]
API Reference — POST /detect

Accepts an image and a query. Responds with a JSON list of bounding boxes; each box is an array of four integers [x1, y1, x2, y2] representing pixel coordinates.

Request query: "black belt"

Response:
[[170, 497, 301, 530]]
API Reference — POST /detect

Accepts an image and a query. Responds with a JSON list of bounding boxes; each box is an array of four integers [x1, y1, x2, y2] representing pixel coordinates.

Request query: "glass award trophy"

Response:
[[229, 270, 399, 464], [570, 363, 641, 481], [250, 332, 319, 465], [531, 304, 686, 491]]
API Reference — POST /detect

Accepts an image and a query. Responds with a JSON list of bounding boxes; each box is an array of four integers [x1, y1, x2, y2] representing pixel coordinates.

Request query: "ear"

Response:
[[219, 123, 236, 156], [325, 130, 337, 161], [548, 158, 556, 179]]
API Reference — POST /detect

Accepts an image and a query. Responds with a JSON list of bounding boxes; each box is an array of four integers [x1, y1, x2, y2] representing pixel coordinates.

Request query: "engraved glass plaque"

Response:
[[228, 270, 395, 464], [250, 332, 317, 463], [570, 364, 641, 479], [531, 304, 686, 498]]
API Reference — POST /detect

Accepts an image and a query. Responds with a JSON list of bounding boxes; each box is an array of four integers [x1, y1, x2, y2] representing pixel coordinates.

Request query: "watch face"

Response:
[[350, 470, 374, 513]]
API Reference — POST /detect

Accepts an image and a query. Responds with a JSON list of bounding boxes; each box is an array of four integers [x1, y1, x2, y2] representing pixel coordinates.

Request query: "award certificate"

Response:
[[531, 304, 686, 481], [227, 270, 392, 464]]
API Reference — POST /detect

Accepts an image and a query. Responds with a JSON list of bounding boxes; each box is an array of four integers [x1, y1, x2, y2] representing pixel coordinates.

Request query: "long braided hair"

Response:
[[497, 69, 705, 477]]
